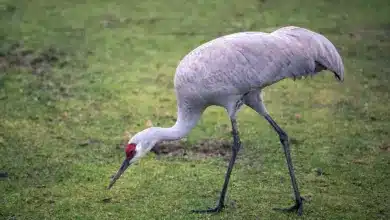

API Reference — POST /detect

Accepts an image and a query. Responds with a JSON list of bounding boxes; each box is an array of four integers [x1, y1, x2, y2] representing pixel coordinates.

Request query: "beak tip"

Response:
[[107, 180, 115, 190], [107, 158, 131, 190]]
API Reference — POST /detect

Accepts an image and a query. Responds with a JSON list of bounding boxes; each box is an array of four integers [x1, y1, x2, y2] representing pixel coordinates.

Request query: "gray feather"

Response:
[[271, 26, 344, 81], [131, 26, 345, 145], [174, 26, 345, 108]]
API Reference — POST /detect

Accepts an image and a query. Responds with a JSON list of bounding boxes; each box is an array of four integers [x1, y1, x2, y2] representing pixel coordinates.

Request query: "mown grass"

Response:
[[1, 0, 389, 219]]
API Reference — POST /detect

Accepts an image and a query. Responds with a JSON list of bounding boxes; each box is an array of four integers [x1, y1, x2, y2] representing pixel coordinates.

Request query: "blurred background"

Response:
[[0, 0, 389, 219]]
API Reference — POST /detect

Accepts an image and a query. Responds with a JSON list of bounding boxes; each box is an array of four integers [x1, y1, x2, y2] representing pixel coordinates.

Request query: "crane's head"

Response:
[[107, 128, 158, 189]]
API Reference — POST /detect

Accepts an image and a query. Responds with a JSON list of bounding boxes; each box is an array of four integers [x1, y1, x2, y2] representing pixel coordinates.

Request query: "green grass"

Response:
[[1, 0, 389, 219]]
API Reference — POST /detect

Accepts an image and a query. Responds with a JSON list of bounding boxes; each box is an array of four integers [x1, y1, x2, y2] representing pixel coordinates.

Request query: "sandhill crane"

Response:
[[107, 26, 344, 216]]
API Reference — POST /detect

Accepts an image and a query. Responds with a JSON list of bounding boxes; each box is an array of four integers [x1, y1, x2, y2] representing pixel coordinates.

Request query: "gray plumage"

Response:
[[176, 26, 344, 95], [109, 26, 345, 216], [131, 26, 344, 143]]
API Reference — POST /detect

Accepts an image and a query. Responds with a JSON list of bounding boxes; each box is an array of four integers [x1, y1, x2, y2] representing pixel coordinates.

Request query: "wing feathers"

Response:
[[272, 26, 345, 81]]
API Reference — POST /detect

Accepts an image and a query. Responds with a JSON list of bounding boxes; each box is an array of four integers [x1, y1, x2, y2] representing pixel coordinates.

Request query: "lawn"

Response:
[[1, 0, 389, 219]]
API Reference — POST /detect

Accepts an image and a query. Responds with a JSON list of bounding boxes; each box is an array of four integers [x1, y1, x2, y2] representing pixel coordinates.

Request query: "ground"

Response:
[[1, 0, 389, 219]]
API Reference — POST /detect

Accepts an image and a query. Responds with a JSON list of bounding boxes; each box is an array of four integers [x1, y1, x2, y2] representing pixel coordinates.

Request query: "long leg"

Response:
[[264, 114, 304, 215], [244, 91, 304, 216], [192, 116, 242, 213]]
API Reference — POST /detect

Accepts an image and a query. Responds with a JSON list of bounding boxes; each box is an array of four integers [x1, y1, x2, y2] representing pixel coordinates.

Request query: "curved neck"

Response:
[[152, 107, 203, 142]]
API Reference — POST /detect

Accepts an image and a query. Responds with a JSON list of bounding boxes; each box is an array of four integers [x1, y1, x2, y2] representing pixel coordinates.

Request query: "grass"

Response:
[[1, 0, 389, 219]]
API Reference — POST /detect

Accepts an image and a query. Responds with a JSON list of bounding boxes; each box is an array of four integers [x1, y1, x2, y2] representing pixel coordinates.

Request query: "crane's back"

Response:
[[173, 26, 344, 108]]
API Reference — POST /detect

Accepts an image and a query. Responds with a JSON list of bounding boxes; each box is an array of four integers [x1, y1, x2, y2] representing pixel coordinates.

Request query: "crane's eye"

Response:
[[125, 143, 137, 159]]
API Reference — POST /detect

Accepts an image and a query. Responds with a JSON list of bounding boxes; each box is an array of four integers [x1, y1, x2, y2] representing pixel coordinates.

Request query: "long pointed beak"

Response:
[[107, 158, 132, 189]]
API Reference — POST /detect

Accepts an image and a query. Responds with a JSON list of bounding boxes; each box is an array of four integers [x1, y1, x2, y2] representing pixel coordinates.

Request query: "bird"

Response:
[[107, 26, 344, 216]]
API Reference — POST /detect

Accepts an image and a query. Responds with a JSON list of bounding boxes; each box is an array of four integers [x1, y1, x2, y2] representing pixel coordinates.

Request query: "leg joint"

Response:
[[279, 130, 289, 142]]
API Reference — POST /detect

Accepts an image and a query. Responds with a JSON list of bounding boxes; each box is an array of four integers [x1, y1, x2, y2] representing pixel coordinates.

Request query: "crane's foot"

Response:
[[273, 197, 304, 216], [192, 204, 224, 214]]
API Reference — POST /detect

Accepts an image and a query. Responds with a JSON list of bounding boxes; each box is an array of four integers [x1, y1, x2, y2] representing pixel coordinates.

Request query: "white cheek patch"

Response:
[[132, 141, 155, 162], [135, 143, 142, 152], [133, 142, 148, 160]]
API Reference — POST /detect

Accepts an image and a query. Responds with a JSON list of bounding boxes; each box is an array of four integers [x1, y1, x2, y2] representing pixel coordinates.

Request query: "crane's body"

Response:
[[107, 26, 345, 216], [174, 26, 343, 106]]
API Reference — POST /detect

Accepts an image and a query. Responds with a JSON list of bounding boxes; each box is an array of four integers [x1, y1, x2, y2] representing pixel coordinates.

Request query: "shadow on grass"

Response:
[[151, 139, 232, 161]]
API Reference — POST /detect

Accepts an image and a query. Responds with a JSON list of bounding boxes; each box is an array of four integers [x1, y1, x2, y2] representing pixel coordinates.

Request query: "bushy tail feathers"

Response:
[[272, 26, 345, 82], [312, 30, 344, 82]]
